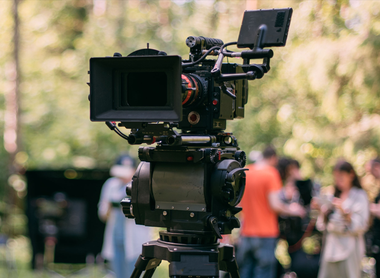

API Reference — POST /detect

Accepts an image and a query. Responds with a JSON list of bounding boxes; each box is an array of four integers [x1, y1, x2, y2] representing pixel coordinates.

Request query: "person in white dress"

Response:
[[316, 160, 369, 278], [98, 155, 153, 278]]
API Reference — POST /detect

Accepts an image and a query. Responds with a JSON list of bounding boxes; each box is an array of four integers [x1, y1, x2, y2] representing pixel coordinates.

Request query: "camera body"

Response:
[[180, 61, 248, 132], [122, 148, 246, 240], [89, 8, 293, 239], [89, 7, 293, 137], [89, 51, 247, 135]]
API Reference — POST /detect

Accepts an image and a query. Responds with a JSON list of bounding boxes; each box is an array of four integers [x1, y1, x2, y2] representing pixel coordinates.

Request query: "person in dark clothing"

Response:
[[369, 158, 380, 277], [277, 157, 321, 278]]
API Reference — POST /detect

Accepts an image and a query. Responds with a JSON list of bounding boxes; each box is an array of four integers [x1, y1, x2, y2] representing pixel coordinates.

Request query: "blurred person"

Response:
[[367, 158, 380, 277], [280, 158, 319, 206], [316, 161, 369, 278], [237, 146, 306, 278], [277, 157, 321, 278], [98, 154, 153, 278], [361, 159, 379, 202]]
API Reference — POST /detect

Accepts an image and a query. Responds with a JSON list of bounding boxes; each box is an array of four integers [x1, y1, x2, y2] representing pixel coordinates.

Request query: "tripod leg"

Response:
[[142, 258, 161, 278], [218, 245, 240, 278], [142, 267, 156, 278], [130, 255, 161, 278], [130, 255, 149, 278], [224, 258, 240, 278]]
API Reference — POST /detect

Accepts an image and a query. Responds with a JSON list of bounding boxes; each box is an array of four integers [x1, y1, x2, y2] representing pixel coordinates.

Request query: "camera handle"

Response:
[[211, 25, 274, 100]]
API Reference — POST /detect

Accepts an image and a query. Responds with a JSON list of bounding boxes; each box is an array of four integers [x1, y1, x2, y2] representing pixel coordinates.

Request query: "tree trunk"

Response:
[[4, 0, 21, 206], [4, 0, 21, 174]]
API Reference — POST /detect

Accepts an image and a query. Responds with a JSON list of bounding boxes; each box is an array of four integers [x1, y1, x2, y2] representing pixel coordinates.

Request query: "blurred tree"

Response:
[[1, 0, 21, 205], [233, 0, 380, 186], [16, 0, 248, 174], [0, 0, 380, 202]]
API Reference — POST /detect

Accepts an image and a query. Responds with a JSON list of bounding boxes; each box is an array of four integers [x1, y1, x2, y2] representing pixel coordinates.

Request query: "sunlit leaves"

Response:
[[234, 0, 380, 186], [1, 0, 380, 195]]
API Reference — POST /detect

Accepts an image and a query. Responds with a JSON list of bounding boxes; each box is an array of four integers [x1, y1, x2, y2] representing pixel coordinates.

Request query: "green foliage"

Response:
[[234, 0, 380, 186], [0, 0, 379, 198], [0, 1, 378, 274]]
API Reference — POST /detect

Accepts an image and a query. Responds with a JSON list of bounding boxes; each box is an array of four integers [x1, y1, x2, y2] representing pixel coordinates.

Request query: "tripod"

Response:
[[130, 231, 240, 278]]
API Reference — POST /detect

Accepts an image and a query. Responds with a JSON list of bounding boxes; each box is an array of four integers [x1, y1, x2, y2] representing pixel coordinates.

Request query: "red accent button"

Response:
[[212, 99, 218, 105], [190, 114, 198, 122]]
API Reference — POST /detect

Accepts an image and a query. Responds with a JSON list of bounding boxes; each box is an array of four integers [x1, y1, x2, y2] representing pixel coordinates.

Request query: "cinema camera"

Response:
[[89, 8, 292, 278]]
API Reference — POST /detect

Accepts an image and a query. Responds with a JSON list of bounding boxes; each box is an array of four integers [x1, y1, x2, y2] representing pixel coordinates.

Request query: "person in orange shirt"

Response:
[[236, 146, 305, 278]]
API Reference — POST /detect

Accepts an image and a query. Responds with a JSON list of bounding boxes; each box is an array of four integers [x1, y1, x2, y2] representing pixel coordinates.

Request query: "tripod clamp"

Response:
[[130, 239, 240, 278]]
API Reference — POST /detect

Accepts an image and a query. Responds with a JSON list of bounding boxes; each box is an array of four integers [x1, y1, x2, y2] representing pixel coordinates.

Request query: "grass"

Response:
[[0, 236, 169, 278], [0, 236, 375, 278]]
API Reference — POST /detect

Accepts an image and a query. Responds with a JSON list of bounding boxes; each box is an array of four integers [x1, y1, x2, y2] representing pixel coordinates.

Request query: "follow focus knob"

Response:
[[121, 198, 134, 219]]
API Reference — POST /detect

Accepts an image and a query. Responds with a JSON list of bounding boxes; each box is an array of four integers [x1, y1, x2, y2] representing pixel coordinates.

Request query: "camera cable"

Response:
[[182, 45, 221, 68], [105, 121, 129, 141]]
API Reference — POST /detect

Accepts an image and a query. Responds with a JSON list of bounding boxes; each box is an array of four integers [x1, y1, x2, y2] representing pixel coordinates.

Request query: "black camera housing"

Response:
[[89, 55, 182, 123], [89, 54, 248, 133], [179, 61, 248, 132], [89, 8, 292, 135]]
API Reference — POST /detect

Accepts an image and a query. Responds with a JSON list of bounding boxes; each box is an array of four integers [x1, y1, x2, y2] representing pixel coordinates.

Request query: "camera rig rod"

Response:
[[211, 24, 273, 84], [181, 135, 212, 144], [112, 122, 241, 147]]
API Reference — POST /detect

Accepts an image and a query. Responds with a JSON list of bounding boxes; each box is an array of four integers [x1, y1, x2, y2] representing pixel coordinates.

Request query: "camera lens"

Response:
[[122, 72, 168, 107], [181, 74, 203, 108]]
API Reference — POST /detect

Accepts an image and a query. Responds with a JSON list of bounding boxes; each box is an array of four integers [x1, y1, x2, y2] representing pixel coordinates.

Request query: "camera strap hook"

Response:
[[208, 216, 223, 239]]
